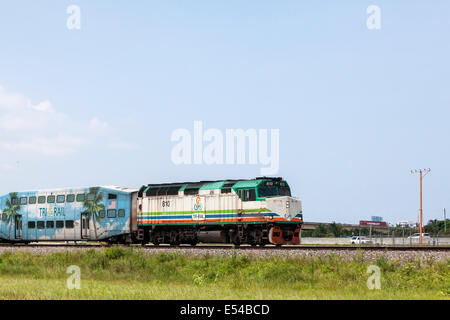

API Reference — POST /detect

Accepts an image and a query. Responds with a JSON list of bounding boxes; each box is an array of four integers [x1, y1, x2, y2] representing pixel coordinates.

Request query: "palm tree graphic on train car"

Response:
[[82, 187, 105, 240], [3, 192, 21, 240]]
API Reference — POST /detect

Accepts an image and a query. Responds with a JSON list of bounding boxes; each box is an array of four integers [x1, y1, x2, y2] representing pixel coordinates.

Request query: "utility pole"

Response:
[[411, 168, 431, 247]]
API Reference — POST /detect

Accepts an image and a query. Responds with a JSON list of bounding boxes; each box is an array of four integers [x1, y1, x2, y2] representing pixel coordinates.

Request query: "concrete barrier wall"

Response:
[[301, 237, 450, 245]]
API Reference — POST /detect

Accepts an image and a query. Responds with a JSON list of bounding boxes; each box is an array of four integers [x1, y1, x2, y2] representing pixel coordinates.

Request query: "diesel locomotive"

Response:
[[0, 177, 303, 246]]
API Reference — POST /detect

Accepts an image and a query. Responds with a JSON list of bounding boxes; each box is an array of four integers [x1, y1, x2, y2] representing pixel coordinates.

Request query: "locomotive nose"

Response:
[[265, 196, 302, 221]]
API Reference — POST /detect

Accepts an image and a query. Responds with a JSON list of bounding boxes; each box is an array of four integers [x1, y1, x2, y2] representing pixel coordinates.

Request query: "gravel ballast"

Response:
[[0, 245, 448, 263]]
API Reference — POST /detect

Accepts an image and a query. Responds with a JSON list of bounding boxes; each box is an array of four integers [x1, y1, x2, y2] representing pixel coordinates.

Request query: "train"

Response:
[[0, 177, 303, 246]]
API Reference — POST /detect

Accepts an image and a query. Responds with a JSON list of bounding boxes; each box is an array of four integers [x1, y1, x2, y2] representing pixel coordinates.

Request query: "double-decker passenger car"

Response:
[[136, 177, 303, 246], [0, 186, 137, 243]]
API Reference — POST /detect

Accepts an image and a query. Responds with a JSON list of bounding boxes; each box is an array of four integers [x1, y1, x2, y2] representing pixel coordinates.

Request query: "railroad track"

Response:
[[0, 243, 449, 251]]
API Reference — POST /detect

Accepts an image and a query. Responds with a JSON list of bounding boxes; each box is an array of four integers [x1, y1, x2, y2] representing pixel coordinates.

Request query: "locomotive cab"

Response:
[[233, 178, 303, 245]]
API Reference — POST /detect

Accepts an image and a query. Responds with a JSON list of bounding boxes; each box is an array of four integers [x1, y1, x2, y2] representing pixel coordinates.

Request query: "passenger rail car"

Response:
[[0, 186, 137, 243], [0, 177, 303, 246]]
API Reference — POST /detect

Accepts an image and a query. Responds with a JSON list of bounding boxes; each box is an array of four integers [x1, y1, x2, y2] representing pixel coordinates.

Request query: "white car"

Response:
[[351, 236, 373, 244], [408, 233, 430, 239]]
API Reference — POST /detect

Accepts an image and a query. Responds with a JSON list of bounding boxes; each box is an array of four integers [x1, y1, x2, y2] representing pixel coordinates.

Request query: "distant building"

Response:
[[397, 221, 417, 228], [371, 216, 383, 222], [360, 220, 388, 227]]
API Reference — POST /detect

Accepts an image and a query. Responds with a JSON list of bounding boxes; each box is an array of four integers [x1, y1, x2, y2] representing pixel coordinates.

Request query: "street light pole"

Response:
[[411, 168, 431, 247]]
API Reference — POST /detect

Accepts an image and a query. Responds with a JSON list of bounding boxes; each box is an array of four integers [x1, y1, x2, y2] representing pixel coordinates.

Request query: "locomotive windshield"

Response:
[[257, 185, 291, 198], [257, 187, 278, 197]]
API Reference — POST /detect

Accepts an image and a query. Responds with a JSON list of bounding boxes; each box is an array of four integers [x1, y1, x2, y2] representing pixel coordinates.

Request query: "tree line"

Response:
[[301, 220, 450, 238]]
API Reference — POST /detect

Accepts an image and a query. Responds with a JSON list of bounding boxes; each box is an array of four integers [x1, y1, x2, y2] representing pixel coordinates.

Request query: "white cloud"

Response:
[[32, 100, 55, 113], [0, 86, 87, 156], [0, 85, 32, 110], [0, 85, 136, 159], [89, 117, 109, 133]]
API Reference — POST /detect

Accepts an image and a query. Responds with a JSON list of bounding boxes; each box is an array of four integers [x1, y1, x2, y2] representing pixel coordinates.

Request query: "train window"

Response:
[[47, 195, 55, 203], [107, 209, 117, 218], [2, 214, 8, 221], [20, 197, 28, 205], [108, 194, 117, 200], [249, 189, 256, 201], [66, 194, 75, 203], [99, 210, 106, 218], [243, 189, 256, 202], [29, 196, 37, 204], [82, 218, 90, 229], [46, 221, 54, 228], [118, 209, 125, 217], [56, 221, 64, 228], [38, 196, 46, 204], [28, 221, 35, 229], [65, 220, 74, 229], [184, 188, 200, 196], [11, 197, 18, 205], [87, 193, 95, 201], [57, 195, 65, 203], [76, 194, 85, 202], [221, 188, 232, 194], [37, 221, 45, 229], [257, 188, 278, 198]]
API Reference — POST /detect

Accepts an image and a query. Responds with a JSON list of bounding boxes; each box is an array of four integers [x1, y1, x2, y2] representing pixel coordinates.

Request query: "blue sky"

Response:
[[0, 1, 449, 224]]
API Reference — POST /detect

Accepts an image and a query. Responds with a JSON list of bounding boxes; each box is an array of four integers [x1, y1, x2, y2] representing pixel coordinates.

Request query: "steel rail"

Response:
[[0, 243, 448, 251]]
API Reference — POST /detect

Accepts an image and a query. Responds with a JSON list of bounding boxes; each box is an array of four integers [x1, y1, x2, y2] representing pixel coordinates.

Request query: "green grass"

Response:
[[0, 247, 448, 300]]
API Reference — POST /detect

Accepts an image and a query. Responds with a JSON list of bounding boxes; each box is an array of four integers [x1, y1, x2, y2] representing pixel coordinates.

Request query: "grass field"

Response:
[[0, 247, 448, 300]]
